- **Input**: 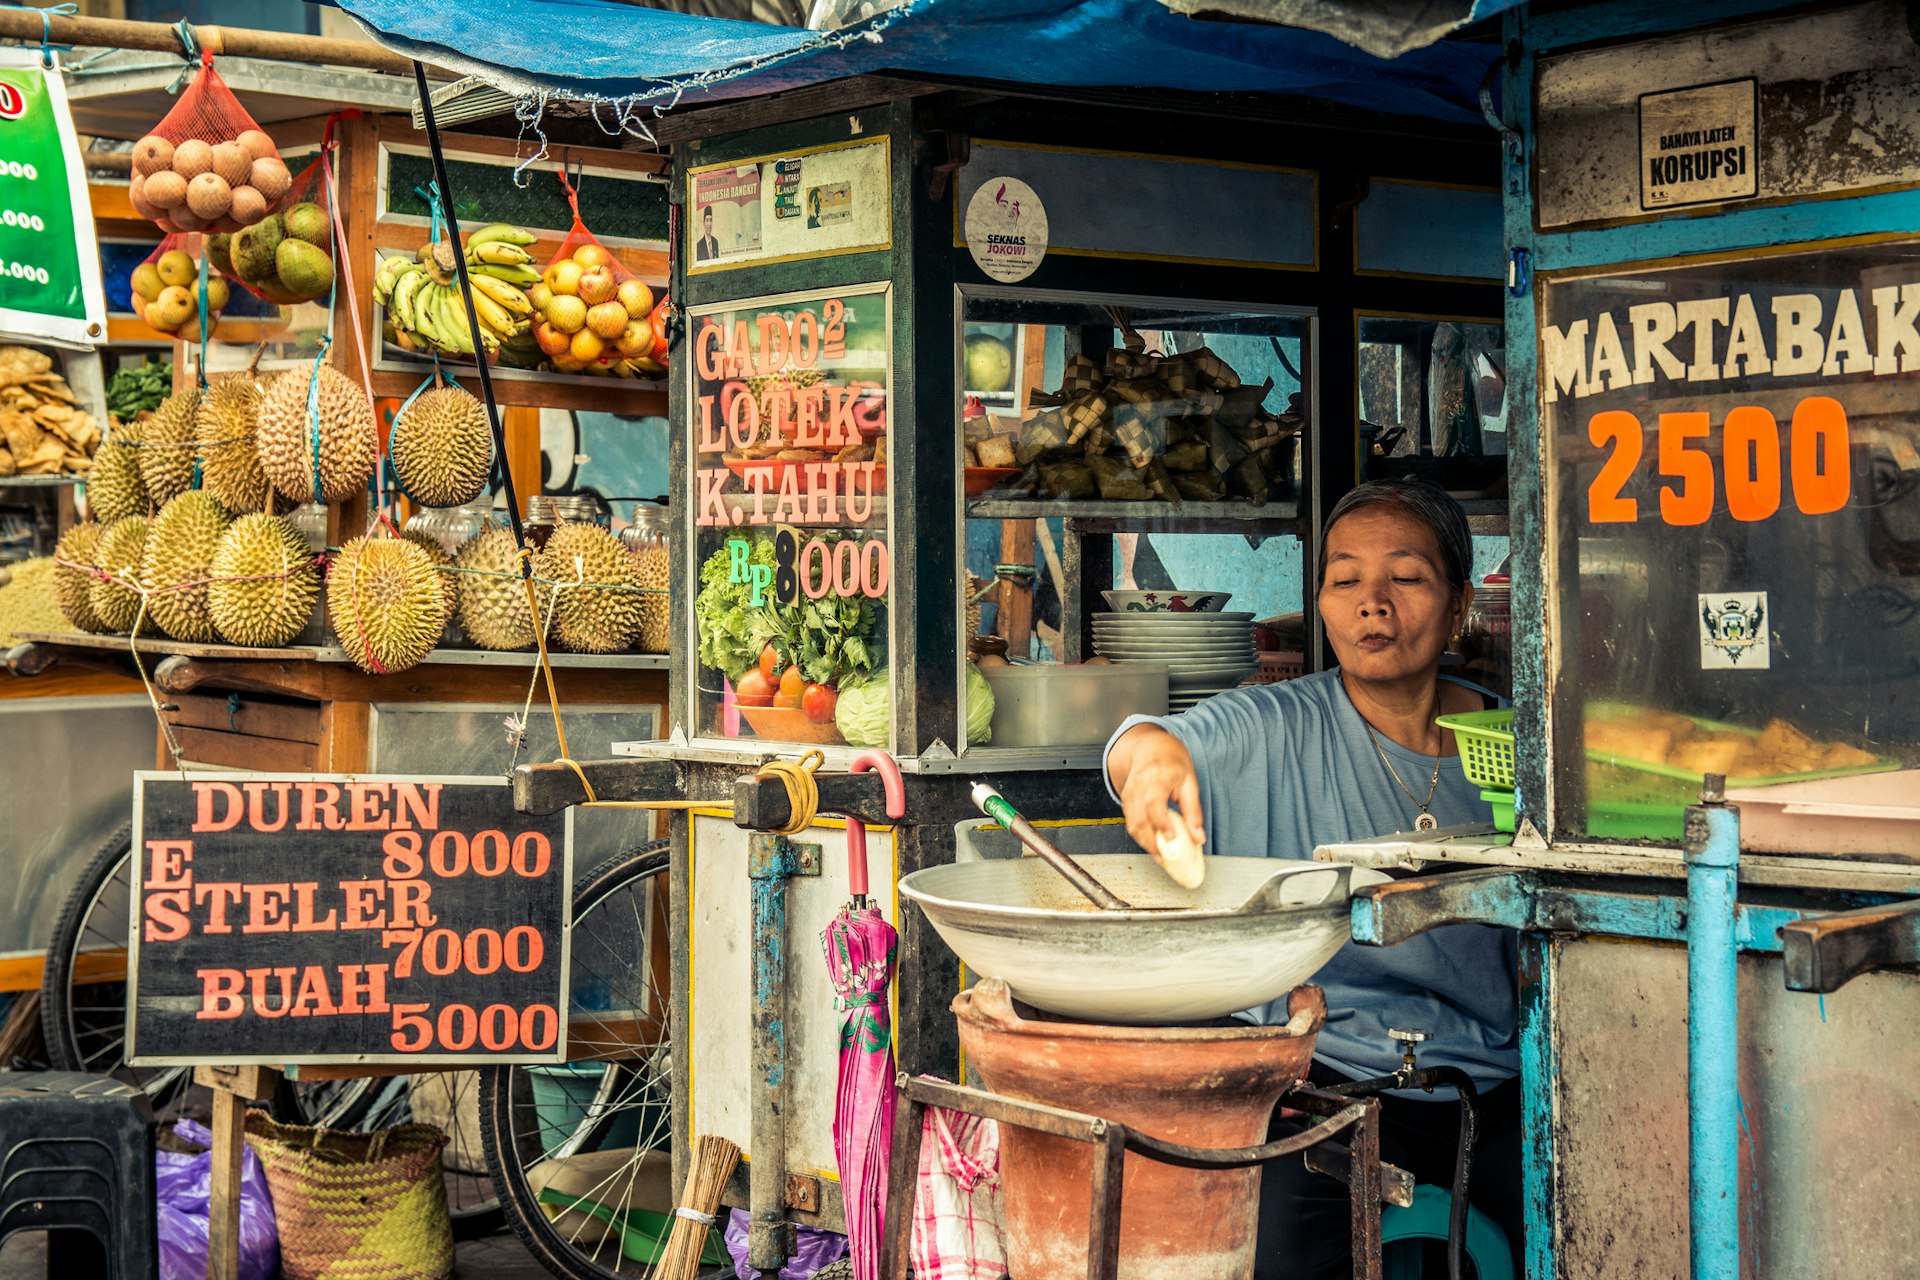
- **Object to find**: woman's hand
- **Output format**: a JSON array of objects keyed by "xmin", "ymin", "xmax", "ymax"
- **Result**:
[{"xmin": 1107, "ymin": 724, "xmax": 1206, "ymax": 862}]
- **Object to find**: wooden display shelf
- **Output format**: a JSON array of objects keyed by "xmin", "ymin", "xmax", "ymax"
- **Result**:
[
  {"xmin": 969, "ymin": 496, "xmax": 1304, "ymax": 529},
  {"xmin": 11, "ymin": 631, "xmax": 668, "ymax": 669}
]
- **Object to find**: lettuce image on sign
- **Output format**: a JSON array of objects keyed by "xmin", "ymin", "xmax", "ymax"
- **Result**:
[{"xmin": 966, "ymin": 177, "xmax": 1048, "ymax": 283}]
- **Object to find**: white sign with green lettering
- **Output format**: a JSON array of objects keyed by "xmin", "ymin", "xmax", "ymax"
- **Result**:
[{"xmin": 0, "ymin": 50, "xmax": 106, "ymax": 349}]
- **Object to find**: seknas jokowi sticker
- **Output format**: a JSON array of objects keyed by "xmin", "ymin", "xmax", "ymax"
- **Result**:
[{"xmin": 967, "ymin": 176, "xmax": 1048, "ymax": 283}]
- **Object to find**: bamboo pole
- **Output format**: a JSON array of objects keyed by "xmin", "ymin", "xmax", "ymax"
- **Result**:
[{"xmin": 0, "ymin": 10, "xmax": 451, "ymax": 78}]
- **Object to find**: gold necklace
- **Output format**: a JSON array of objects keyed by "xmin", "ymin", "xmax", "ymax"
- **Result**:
[{"xmin": 1364, "ymin": 722, "xmax": 1442, "ymax": 831}]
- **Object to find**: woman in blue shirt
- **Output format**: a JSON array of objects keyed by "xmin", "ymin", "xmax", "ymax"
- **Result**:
[{"xmin": 1105, "ymin": 479, "xmax": 1521, "ymax": 1278}]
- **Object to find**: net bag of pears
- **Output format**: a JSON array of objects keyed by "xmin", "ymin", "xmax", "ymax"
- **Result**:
[
  {"xmin": 527, "ymin": 172, "xmax": 665, "ymax": 378},
  {"xmin": 208, "ymin": 155, "xmax": 336, "ymax": 307},
  {"xmin": 128, "ymin": 234, "xmax": 228, "ymax": 342},
  {"xmin": 128, "ymin": 51, "xmax": 288, "ymax": 237}
]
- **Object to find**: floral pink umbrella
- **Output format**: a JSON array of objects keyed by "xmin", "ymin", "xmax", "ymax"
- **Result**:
[{"xmin": 823, "ymin": 750, "xmax": 905, "ymax": 1280}]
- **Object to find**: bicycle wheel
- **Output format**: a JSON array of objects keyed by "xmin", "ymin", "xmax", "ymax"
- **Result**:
[
  {"xmin": 480, "ymin": 842, "xmax": 729, "ymax": 1279},
  {"xmin": 39, "ymin": 823, "xmax": 193, "ymax": 1120},
  {"xmin": 41, "ymin": 824, "xmax": 503, "ymax": 1238}
]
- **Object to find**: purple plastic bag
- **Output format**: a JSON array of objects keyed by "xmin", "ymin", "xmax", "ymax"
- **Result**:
[
  {"xmin": 155, "ymin": 1117, "xmax": 279, "ymax": 1280},
  {"xmin": 726, "ymin": 1207, "xmax": 848, "ymax": 1279}
]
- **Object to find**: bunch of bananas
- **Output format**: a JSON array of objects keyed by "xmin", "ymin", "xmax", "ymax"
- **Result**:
[{"xmin": 374, "ymin": 223, "xmax": 540, "ymax": 360}]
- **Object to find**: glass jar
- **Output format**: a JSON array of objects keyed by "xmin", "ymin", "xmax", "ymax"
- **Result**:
[
  {"xmin": 553, "ymin": 494, "xmax": 607, "ymax": 527},
  {"xmin": 1460, "ymin": 572, "xmax": 1512, "ymax": 699},
  {"xmin": 290, "ymin": 504, "xmax": 330, "ymax": 646},
  {"xmin": 524, "ymin": 495, "xmax": 559, "ymax": 549},
  {"xmin": 623, "ymin": 502, "xmax": 671, "ymax": 654}
]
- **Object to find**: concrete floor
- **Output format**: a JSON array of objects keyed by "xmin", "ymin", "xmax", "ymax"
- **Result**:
[{"xmin": 0, "ymin": 1223, "xmax": 561, "ymax": 1279}]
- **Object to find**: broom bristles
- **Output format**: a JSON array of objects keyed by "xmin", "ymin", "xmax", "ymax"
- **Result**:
[{"xmin": 655, "ymin": 1133, "xmax": 742, "ymax": 1280}]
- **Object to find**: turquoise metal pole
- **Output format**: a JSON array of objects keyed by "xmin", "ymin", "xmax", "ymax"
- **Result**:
[{"xmin": 1684, "ymin": 777, "xmax": 1740, "ymax": 1280}]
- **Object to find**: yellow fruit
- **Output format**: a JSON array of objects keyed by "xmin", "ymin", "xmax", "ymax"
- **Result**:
[
  {"xmin": 576, "ymin": 265, "xmax": 617, "ymax": 306},
  {"xmin": 157, "ymin": 250, "xmax": 196, "ymax": 287},
  {"xmin": 569, "ymin": 329, "xmax": 605, "ymax": 362},
  {"xmin": 551, "ymin": 355, "xmax": 586, "ymax": 373},
  {"xmin": 201, "ymin": 276, "xmax": 230, "ymax": 312},
  {"xmin": 587, "ymin": 300, "xmax": 629, "ymax": 341},
  {"xmin": 614, "ymin": 319, "xmax": 653, "ymax": 356},
  {"xmin": 526, "ymin": 282, "xmax": 553, "ymax": 311},
  {"xmin": 547, "ymin": 260, "xmax": 583, "ymax": 296},
  {"xmin": 617, "ymin": 278, "xmax": 654, "ymax": 318},
  {"xmin": 534, "ymin": 322, "xmax": 572, "ymax": 358},
  {"xmin": 130, "ymin": 263, "xmax": 163, "ymax": 303},
  {"xmin": 152, "ymin": 286, "xmax": 194, "ymax": 332},
  {"xmin": 572, "ymin": 244, "xmax": 611, "ymax": 270},
  {"xmin": 545, "ymin": 294, "xmax": 587, "ymax": 334}
]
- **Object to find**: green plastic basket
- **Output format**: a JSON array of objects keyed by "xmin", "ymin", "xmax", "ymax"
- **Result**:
[{"xmin": 1447, "ymin": 706, "xmax": 1900, "ymax": 842}]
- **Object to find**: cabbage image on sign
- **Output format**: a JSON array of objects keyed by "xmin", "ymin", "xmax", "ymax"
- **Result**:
[{"xmin": 127, "ymin": 772, "xmax": 572, "ymax": 1066}]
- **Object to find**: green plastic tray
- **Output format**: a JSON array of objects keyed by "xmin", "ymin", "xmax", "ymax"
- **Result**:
[{"xmin": 1446, "ymin": 705, "xmax": 1900, "ymax": 841}]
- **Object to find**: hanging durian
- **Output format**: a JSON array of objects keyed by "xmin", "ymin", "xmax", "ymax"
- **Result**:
[
  {"xmin": 208, "ymin": 514, "xmax": 320, "ymax": 648},
  {"xmin": 534, "ymin": 522, "xmax": 643, "ymax": 654},
  {"xmin": 256, "ymin": 363, "xmax": 377, "ymax": 505},
  {"xmin": 52, "ymin": 522, "xmax": 109, "ymax": 633},
  {"xmin": 87, "ymin": 424, "xmax": 150, "ymax": 524},
  {"xmin": 389, "ymin": 383, "xmax": 492, "ymax": 508},
  {"xmin": 400, "ymin": 531, "xmax": 460, "ymax": 633},
  {"xmin": 456, "ymin": 526, "xmax": 541, "ymax": 651},
  {"xmin": 141, "ymin": 490, "xmax": 232, "ymax": 643},
  {"xmin": 326, "ymin": 535, "xmax": 447, "ymax": 674},
  {"xmin": 196, "ymin": 369, "xmax": 273, "ymax": 515},
  {"xmin": 137, "ymin": 390, "xmax": 202, "ymax": 508},
  {"xmin": 90, "ymin": 517, "xmax": 152, "ymax": 633}
]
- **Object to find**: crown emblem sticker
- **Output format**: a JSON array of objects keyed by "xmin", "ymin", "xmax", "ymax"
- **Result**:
[{"xmin": 1699, "ymin": 592, "xmax": 1769, "ymax": 669}]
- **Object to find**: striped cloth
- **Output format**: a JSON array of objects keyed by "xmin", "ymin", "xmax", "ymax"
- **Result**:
[{"xmin": 910, "ymin": 1105, "xmax": 1006, "ymax": 1280}]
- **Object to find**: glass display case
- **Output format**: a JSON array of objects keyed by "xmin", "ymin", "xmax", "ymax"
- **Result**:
[
  {"xmin": 1540, "ymin": 239, "xmax": 1920, "ymax": 841},
  {"xmin": 956, "ymin": 286, "xmax": 1315, "ymax": 755},
  {"xmin": 686, "ymin": 283, "xmax": 892, "ymax": 750}
]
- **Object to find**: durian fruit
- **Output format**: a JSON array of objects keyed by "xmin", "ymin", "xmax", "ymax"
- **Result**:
[
  {"xmin": 208, "ymin": 514, "xmax": 321, "ymax": 648},
  {"xmin": 456, "ymin": 526, "xmax": 541, "ymax": 651},
  {"xmin": 88, "ymin": 425, "xmax": 150, "ymax": 523},
  {"xmin": 534, "ymin": 522, "xmax": 643, "ymax": 654},
  {"xmin": 400, "ymin": 531, "xmax": 459, "ymax": 633},
  {"xmin": 326, "ymin": 535, "xmax": 447, "ymax": 674},
  {"xmin": 90, "ymin": 517, "xmax": 152, "ymax": 633},
  {"xmin": 196, "ymin": 373, "xmax": 273, "ymax": 514},
  {"xmin": 256, "ymin": 364, "xmax": 377, "ymax": 504},
  {"xmin": 137, "ymin": 390, "xmax": 202, "ymax": 508},
  {"xmin": 51, "ymin": 522, "xmax": 109, "ymax": 633},
  {"xmin": 141, "ymin": 490, "xmax": 232, "ymax": 643},
  {"xmin": 389, "ymin": 384, "xmax": 492, "ymax": 508}
]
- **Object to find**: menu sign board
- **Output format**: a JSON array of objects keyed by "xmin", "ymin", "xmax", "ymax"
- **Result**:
[
  {"xmin": 128, "ymin": 773, "xmax": 571, "ymax": 1066},
  {"xmin": 0, "ymin": 49, "xmax": 106, "ymax": 348}
]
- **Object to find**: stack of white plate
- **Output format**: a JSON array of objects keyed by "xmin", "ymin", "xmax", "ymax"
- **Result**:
[{"xmin": 1092, "ymin": 611, "xmax": 1258, "ymax": 711}]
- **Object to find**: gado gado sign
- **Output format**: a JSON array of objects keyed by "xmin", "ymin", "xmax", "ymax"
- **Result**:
[{"xmin": 1640, "ymin": 80, "xmax": 1757, "ymax": 210}]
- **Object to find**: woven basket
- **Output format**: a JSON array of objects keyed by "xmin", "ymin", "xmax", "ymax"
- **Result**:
[{"xmin": 244, "ymin": 1114, "xmax": 454, "ymax": 1280}]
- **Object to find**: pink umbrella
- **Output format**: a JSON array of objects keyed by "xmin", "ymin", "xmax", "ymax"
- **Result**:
[{"xmin": 824, "ymin": 750, "xmax": 905, "ymax": 1280}]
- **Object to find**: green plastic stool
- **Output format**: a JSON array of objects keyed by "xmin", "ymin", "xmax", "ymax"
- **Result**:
[{"xmin": 1381, "ymin": 1184, "xmax": 1514, "ymax": 1280}]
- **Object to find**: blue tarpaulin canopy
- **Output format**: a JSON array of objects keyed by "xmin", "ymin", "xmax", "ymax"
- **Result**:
[{"xmin": 334, "ymin": 0, "xmax": 1519, "ymax": 126}]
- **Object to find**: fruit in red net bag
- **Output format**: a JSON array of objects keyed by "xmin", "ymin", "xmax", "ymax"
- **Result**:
[
  {"xmin": 529, "ymin": 229, "xmax": 665, "ymax": 378},
  {"xmin": 375, "ymin": 224, "xmax": 539, "ymax": 361},
  {"xmin": 217, "ymin": 175, "xmax": 334, "ymax": 307},
  {"xmin": 133, "ymin": 54, "xmax": 283, "ymax": 235},
  {"xmin": 130, "ymin": 241, "xmax": 227, "ymax": 340}
]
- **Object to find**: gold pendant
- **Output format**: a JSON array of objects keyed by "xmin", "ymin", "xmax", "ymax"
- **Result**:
[{"xmin": 1415, "ymin": 813, "xmax": 1438, "ymax": 831}]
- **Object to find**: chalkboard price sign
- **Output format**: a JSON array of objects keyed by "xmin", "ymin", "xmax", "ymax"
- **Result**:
[{"xmin": 128, "ymin": 773, "xmax": 572, "ymax": 1066}]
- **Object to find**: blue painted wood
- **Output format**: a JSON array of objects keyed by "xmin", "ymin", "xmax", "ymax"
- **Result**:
[
  {"xmin": 1529, "ymin": 188, "xmax": 1920, "ymax": 272},
  {"xmin": 1518, "ymin": 932, "xmax": 1557, "ymax": 1280}
]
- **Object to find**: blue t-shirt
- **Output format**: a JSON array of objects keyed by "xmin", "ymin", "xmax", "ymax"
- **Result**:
[{"xmin": 1103, "ymin": 670, "xmax": 1519, "ymax": 1090}]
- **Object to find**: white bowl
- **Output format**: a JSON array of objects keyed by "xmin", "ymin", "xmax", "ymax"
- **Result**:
[
  {"xmin": 901, "ymin": 854, "xmax": 1386, "ymax": 1024},
  {"xmin": 1101, "ymin": 590, "xmax": 1233, "ymax": 614}
]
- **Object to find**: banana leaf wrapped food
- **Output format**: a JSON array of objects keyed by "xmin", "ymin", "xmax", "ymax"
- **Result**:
[{"xmin": 1088, "ymin": 453, "xmax": 1152, "ymax": 501}]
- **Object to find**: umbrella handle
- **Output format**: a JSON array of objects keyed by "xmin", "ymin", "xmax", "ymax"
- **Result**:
[{"xmin": 846, "ymin": 751, "xmax": 904, "ymax": 898}]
